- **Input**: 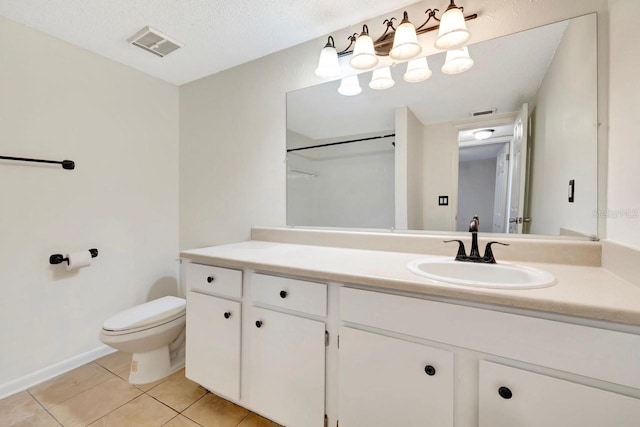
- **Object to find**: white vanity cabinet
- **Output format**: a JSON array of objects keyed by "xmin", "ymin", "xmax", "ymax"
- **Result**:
[
  {"xmin": 338, "ymin": 326, "xmax": 454, "ymax": 427},
  {"xmin": 479, "ymin": 361, "xmax": 640, "ymax": 427},
  {"xmin": 248, "ymin": 273, "xmax": 328, "ymax": 427},
  {"xmin": 339, "ymin": 286, "xmax": 640, "ymax": 427},
  {"xmin": 185, "ymin": 263, "xmax": 243, "ymax": 401},
  {"xmin": 183, "ymin": 256, "xmax": 640, "ymax": 427}
]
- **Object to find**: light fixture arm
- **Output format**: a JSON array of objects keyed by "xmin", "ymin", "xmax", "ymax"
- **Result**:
[
  {"xmin": 333, "ymin": 8, "xmax": 477, "ymax": 58},
  {"xmin": 336, "ymin": 33, "xmax": 358, "ymax": 56}
]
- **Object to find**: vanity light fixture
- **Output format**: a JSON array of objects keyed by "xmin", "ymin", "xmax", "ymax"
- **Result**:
[
  {"xmin": 441, "ymin": 46, "xmax": 474, "ymax": 74},
  {"xmin": 338, "ymin": 75, "xmax": 362, "ymax": 96},
  {"xmin": 315, "ymin": 3, "xmax": 477, "ymax": 76},
  {"xmin": 315, "ymin": 36, "xmax": 341, "ymax": 78},
  {"xmin": 435, "ymin": 0, "xmax": 472, "ymax": 49},
  {"xmin": 369, "ymin": 67, "xmax": 395, "ymax": 90},
  {"xmin": 350, "ymin": 25, "xmax": 379, "ymax": 70},
  {"xmin": 403, "ymin": 57, "xmax": 433, "ymax": 82},
  {"xmin": 473, "ymin": 129, "xmax": 495, "ymax": 140},
  {"xmin": 389, "ymin": 12, "xmax": 422, "ymax": 61}
]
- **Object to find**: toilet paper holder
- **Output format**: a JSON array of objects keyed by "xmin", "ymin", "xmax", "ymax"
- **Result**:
[{"xmin": 50, "ymin": 249, "xmax": 98, "ymax": 265}]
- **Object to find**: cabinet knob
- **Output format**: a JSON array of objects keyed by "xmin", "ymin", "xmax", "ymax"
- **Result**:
[
  {"xmin": 224, "ymin": 312, "xmax": 231, "ymax": 319},
  {"xmin": 498, "ymin": 386, "xmax": 513, "ymax": 400},
  {"xmin": 207, "ymin": 276, "xmax": 215, "ymax": 283},
  {"xmin": 424, "ymin": 365, "xmax": 436, "ymax": 376},
  {"xmin": 280, "ymin": 290, "xmax": 288, "ymax": 299},
  {"xmin": 255, "ymin": 320, "xmax": 263, "ymax": 328}
]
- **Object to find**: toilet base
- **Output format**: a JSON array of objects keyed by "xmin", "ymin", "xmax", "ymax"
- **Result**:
[{"xmin": 128, "ymin": 346, "xmax": 184, "ymax": 384}]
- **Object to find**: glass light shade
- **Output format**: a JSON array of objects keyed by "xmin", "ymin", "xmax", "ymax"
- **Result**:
[
  {"xmin": 441, "ymin": 46, "xmax": 474, "ymax": 74},
  {"xmin": 473, "ymin": 129, "xmax": 495, "ymax": 140},
  {"xmin": 338, "ymin": 75, "xmax": 362, "ymax": 96},
  {"xmin": 350, "ymin": 33, "xmax": 378, "ymax": 70},
  {"xmin": 403, "ymin": 57, "xmax": 432, "ymax": 83},
  {"xmin": 315, "ymin": 45, "xmax": 341, "ymax": 78},
  {"xmin": 389, "ymin": 19, "xmax": 422, "ymax": 61},
  {"xmin": 369, "ymin": 67, "xmax": 395, "ymax": 90},
  {"xmin": 435, "ymin": 5, "xmax": 471, "ymax": 49}
]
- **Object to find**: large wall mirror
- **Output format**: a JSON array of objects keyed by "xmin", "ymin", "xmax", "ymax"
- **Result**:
[{"xmin": 286, "ymin": 14, "xmax": 598, "ymax": 239}]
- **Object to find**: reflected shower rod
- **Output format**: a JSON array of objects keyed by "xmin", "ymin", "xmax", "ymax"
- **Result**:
[{"xmin": 286, "ymin": 133, "xmax": 396, "ymax": 153}]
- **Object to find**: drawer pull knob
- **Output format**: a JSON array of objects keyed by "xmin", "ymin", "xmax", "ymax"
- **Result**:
[
  {"xmin": 280, "ymin": 290, "xmax": 288, "ymax": 299},
  {"xmin": 224, "ymin": 312, "xmax": 231, "ymax": 319},
  {"xmin": 207, "ymin": 276, "xmax": 215, "ymax": 283},
  {"xmin": 424, "ymin": 365, "xmax": 436, "ymax": 376},
  {"xmin": 498, "ymin": 386, "xmax": 512, "ymax": 400},
  {"xmin": 255, "ymin": 320, "xmax": 263, "ymax": 328}
]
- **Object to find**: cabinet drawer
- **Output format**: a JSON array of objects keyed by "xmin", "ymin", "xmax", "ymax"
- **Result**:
[
  {"xmin": 479, "ymin": 361, "xmax": 640, "ymax": 427},
  {"xmin": 340, "ymin": 287, "xmax": 640, "ymax": 389},
  {"xmin": 186, "ymin": 263, "xmax": 242, "ymax": 298},
  {"xmin": 252, "ymin": 274, "xmax": 327, "ymax": 317}
]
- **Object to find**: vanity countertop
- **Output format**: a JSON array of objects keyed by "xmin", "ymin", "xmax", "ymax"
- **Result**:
[{"xmin": 181, "ymin": 240, "xmax": 640, "ymax": 326}]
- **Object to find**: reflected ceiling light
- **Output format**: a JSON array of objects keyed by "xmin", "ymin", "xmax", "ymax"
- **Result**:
[
  {"xmin": 473, "ymin": 129, "xmax": 495, "ymax": 140},
  {"xmin": 403, "ymin": 57, "xmax": 432, "ymax": 83},
  {"xmin": 435, "ymin": 0, "xmax": 472, "ymax": 50},
  {"xmin": 350, "ymin": 25, "xmax": 378, "ymax": 70},
  {"xmin": 369, "ymin": 67, "xmax": 395, "ymax": 90},
  {"xmin": 389, "ymin": 12, "xmax": 422, "ymax": 61},
  {"xmin": 315, "ymin": 7, "xmax": 478, "ymax": 79},
  {"xmin": 338, "ymin": 75, "xmax": 362, "ymax": 96},
  {"xmin": 441, "ymin": 46, "xmax": 474, "ymax": 74},
  {"xmin": 315, "ymin": 36, "xmax": 341, "ymax": 78}
]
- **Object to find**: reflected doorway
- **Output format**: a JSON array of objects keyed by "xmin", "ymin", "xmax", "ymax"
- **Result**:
[{"xmin": 456, "ymin": 123, "xmax": 514, "ymax": 233}]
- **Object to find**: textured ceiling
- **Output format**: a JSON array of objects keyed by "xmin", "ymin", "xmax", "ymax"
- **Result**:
[{"xmin": 0, "ymin": 0, "xmax": 418, "ymax": 85}]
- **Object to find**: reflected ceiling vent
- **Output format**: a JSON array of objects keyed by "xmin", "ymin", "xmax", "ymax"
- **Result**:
[
  {"xmin": 470, "ymin": 108, "xmax": 497, "ymax": 117},
  {"xmin": 127, "ymin": 26, "xmax": 182, "ymax": 58}
]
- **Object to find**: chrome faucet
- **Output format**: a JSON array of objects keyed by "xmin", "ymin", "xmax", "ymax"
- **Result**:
[{"xmin": 444, "ymin": 215, "xmax": 509, "ymax": 264}]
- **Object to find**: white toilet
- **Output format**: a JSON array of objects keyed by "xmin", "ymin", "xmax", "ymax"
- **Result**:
[{"xmin": 99, "ymin": 296, "xmax": 186, "ymax": 384}]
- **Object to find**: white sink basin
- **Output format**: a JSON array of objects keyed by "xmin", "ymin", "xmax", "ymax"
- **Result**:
[{"xmin": 407, "ymin": 257, "xmax": 556, "ymax": 289}]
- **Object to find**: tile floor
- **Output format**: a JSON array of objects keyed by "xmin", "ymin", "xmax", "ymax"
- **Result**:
[{"xmin": 0, "ymin": 352, "xmax": 280, "ymax": 427}]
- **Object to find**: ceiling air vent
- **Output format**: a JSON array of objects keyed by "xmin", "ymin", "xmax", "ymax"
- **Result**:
[
  {"xmin": 470, "ymin": 108, "xmax": 497, "ymax": 117},
  {"xmin": 127, "ymin": 26, "xmax": 181, "ymax": 58}
]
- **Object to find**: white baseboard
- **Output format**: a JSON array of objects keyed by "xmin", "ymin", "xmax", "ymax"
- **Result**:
[{"xmin": 0, "ymin": 345, "xmax": 115, "ymax": 400}]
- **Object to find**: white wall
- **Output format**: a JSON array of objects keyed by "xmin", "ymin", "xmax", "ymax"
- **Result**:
[
  {"xmin": 287, "ymin": 151, "xmax": 395, "ymax": 228},
  {"xmin": 395, "ymin": 107, "xmax": 424, "ymax": 230},
  {"xmin": 179, "ymin": 0, "xmax": 608, "ymax": 249},
  {"xmin": 528, "ymin": 15, "xmax": 598, "ymax": 237},
  {"xmin": 457, "ymin": 158, "xmax": 497, "ymax": 232},
  {"xmin": 423, "ymin": 122, "xmax": 459, "ymax": 231},
  {"xmin": 0, "ymin": 17, "xmax": 179, "ymax": 390},
  {"xmin": 607, "ymin": 0, "xmax": 640, "ymax": 248}
]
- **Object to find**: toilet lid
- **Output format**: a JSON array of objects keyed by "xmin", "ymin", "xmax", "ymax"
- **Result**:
[{"xmin": 103, "ymin": 296, "xmax": 186, "ymax": 332}]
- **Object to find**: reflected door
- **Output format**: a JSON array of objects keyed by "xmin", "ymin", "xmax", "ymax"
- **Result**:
[
  {"xmin": 508, "ymin": 103, "xmax": 529, "ymax": 233},
  {"xmin": 493, "ymin": 144, "xmax": 510, "ymax": 232}
]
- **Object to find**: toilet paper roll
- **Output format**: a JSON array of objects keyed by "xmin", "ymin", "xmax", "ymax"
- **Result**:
[{"xmin": 65, "ymin": 250, "xmax": 92, "ymax": 270}]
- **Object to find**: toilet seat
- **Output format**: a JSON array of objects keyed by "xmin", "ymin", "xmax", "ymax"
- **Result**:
[{"xmin": 102, "ymin": 296, "xmax": 186, "ymax": 334}]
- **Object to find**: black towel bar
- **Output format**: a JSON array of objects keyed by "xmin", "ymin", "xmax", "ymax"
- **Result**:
[{"xmin": 0, "ymin": 155, "xmax": 75, "ymax": 170}]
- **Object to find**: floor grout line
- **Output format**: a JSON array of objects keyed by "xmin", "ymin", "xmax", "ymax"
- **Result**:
[
  {"xmin": 84, "ymin": 388, "xmax": 145, "ymax": 426},
  {"xmin": 25, "ymin": 389, "xmax": 63, "ymax": 426},
  {"xmin": 235, "ymin": 411, "xmax": 251, "ymax": 426},
  {"xmin": 143, "ymin": 391, "xmax": 182, "ymax": 415}
]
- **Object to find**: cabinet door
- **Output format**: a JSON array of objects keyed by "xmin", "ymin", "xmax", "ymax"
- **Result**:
[
  {"xmin": 339, "ymin": 327, "xmax": 454, "ymax": 427},
  {"xmin": 186, "ymin": 291, "xmax": 241, "ymax": 401},
  {"xmin": 249, "ymin": 307, "xmax": 326, "ymax": 427},
  {"xmin": 479, "ymin": 361, "xmax": 640, "ymax": 427}
]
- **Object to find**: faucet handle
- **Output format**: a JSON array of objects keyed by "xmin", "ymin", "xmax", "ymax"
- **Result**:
[
  {"xmin": 444, "ymin": 239, "xmax": 467, "ymax": 261},
  {"xmin": 483, "ymin": 241, "xmax": 510, "ymax": 264}
]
